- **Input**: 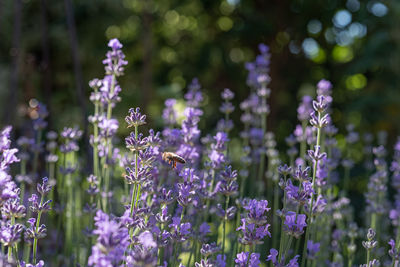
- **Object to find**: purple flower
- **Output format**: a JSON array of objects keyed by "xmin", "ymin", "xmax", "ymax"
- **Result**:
[
  {"xmin": 243, "ymin": 199, "xmax": 271, "ymax": 225},
  {"xmin": 235, "ymin": 251, "xmax": 249, "ymax": 267},
  {"xmin": 234, "ymin": 252, "xmax": 260, "ymax": 267},
  {"xmin": 88, "ymin": 210, "xmax": 129, "ymax": 266},
  {"xmin": 60, "ymin": 126, "xmax": 82, "ymax": 153},
  {"xmin": 28, "ymin": 194, "xmax": 51, "ymax": 213},
  {"xmin": 221, "ymin": 88, "xmax": 234, "ymax": 101},
  {"xmin": 125, "ymin": 107, "xmax": 146, "ymax": 128},
  {"xmin": 24, "ymin": 218, "xmax": 46, "ymax": 243},
  {"xmin": 388, "ymin": 239, "xmax": 399, "ymax": 261},
  {"xmin": 138, "ymin": 231, "xmax": 157, "ymax": 248},
  {"xmin": 176, "ymin": 180, "xmax": 195, "ymax": 207},
  {"xmin": 199, "ymin": 222, "xmax": 211, "ymax": 237},
  {"xmin": 307, "ymin": 240, "xmax": 320, "ymax": 259},
  {"xmin": 297, "ymin": 95, "xmax": 313, "ymax": 121},
  {"xmin": 308, "ymin": 146, "xmax": 327, "ymax": 162},
  {"xmin": 216, "ymin": 254, "xmax": 227, "ymax": 267},
  {"xmin": 267, "ymin": 248, "xmax": 300, "ymax": 267},
  {"xmin": 292, "ymin": 165, "xmax": 310, "ymax": 182},
  {"xmin": 0, "ymin": 171, "xmax": 17, "ymax": 205},
  {"xmin": 162, "ymin": 98, "xmax": 177, "ymax": 126},
  {"xmin": 236, "ymin": 219, "xmax": 271, "ymax": 245},
  {"xmin": 312, "ymin": 95, "xmax": 327, "ymax": 113},
  {"xmin": 37, "ymin": 177, "xmax": 52, "ymax": 196},
  {"xmin": 220, "ymin": 102, "xmax": 235, "ymax": 115},
  {"xmin": 125, "ymin": 133, "xmax": 148, "ymax": 152},
  {"xmin": 200, "ymin": 243, "xmax": 220, "ymax": 257},
  {"xmin": 0, "ymin": 149, "xmax": 19, "ymax": 171},
  {"xmin": 103, "ymin": 38, "xmax": 128, "ymax": 76},
  {"xmin": 309, "ymin": 111, "xmax": 330, "ymax": 129},
  {"xmin": 98, "ymin": 118, "xmax": 119, "ymax": 137},
  {"xmin": 0, "ymin": 223, "xmax": 24, "ymax": 246},
  {"xmin": 305, "ymin": 195, "xmax": 327, "ymax": 214},
  {"xmin": 283, "ymin": 211, "xmax": 307, "ymax": 238},
  {"xmin": 168, "ymin": 217, "xmax": 191, "ymax": 242},
  {"xmin": 2, "ymin": 197, "xmax": 26, "ymax": 219},
  {"xmin": 185, "ymin": 78, "xmax": 203, "ymax": 108},
  {"xmin": 285, "ymin": 180, "xmax": 314, "ymax": 205},
  {"xmin": 21, "ymin": 260, "xmax": 45, "ymax": 267},
  {"xmin": 125, "ymin": 247, "xmax": 158, "ymax": 266},
  {"xmin": 246, "ymin": 44, "xmax": 271, "ymax": 89},
  {"xmin": 316, "ymin": 79, "xmax": 333, "ymax": 104},
  {"xmin": 124, "ymin": 165, "xmax": 151, "ymax": 185}
]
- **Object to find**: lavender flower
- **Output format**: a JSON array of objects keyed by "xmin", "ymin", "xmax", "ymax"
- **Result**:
[
  {"xmin": 103, "ymin": 38, "xmax": 128, "ymax": 76},
  {"xmin": 266, "ymin": 248, "xmax": 300, "ymax": 267},
  {"xmin": 125, "ymin": 107, "xmax": 146, "ymax": 128},
  {"xmin": 283, "ymin": 211, "xmax": 307, "ymax": 238},
  {"xmin": 307, "ymin": 240, "xmax": 320, "ymax": 259},
  {"xmin": 235, "ymin": 252, "xmax": 261, "ymax": 267},
  {"xmin": 88, "ymin": 210, "xmax": 129, "ymax": 266}
]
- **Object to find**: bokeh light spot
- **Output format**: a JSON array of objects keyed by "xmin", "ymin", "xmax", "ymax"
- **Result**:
[
  {"xmin": 307, "ymin": 20, "xmax": 322, "ymax": 35},
  {"xmin": 370, "ymin": 2, "xmax": 388, "ymax": 17},
  {"xmin": 105, "ymin": 25, "xmax": 121, "ymax": 39},
  {"xmin": 230, "ymin": 48, "xmax": 244, "ymax": 63},
  {"xmin": 217, "ymin": 16, "xmax": 233, "ymax": 31},
  {"xmin": 346, "ymin": 74, "xmax": 367, "ymax": 90},
  {"xmin": 333, "ymin": 10, "xmax": 352, "ymax": 28},
  {"xmin": 302, "ymin": 38, "xmax": 319, "ymax": 58},
  {"xmin": 332, "ymin": 45, "xmax": 353, "ymax": 63}
]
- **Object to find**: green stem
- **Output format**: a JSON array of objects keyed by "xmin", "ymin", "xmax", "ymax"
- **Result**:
[
  {"xmin": 8, "ymin": 216, "xmax": 15, "ymax": 262},
  {"xmin": 283, "ymin": 236, "xmax": 293, "ymax": 263},
  {"xmin": 33, "ymin": 195, "xmax": 44, "ymax": 264},
  {"xmin": 278, "ymin": 174, "xmax": 288, "ymax": 262},
  {"xmin": 128, "ymin": 126, "xmax": 140, "ymax": 252},
  {"xmin": 257, "ymin": 96, "xmax": 267, "ymax": 196},
  {"xmin": 103, "ymin": 74, "xmax": 116, "ymax": 213},
  {"xmin": 19, "ymin": 159, "xmax": 26, "ymax": 203},
  {"xmin": 301, "ymin": 112, "xmax": 322, "ymax": 267},
  {"xmin": 272, "ymin": 183, "xmax": 280, "ymax": 250},
  {"xmin": 222, "ymin": 196, "xmax": 230, "ymax": 255},
  {"xmin": 300, "ymin": 120, "xmax": 307, "ymax": 162}
]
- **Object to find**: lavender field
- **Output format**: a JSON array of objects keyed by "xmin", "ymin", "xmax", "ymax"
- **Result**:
[{"xmin": 0, "ymin": 37, "xmax": 399, "ymax": 267}]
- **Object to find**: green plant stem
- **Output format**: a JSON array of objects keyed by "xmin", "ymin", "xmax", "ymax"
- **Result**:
[
  {"xmin": 92, "ymin": 98, "xmax": 101, "ymax": 211},
  {"xmin": 272, "ymin": 183, "xmax": 280, "ymax": 250},
  {"xmin": 278, "ymin": 174, "xmax": 288, "ymax": 263},
  {"xmin": 222, "ymin": 196, "xmax": 230, "ymax": 255},
  {"xmin": 33, "ymin": 195, "xmax": 44, "ymax": 264},
  {"xmin": 204, "ymin": 170, "xmax": 216, "ymax": 222},
  {"xmin": 257, "ymin": 95, "xmax": 267, "ymax": 196},
  {"xmin": 19, "ymin": 159, "xmax": 26, "ymax": 203},
  {"xmin": 300, "ymin": 120, "xmax": 307, "ymax": 163},
  {"xmin": 128, "ymin": 126, "xmax": 139, "ymax": 251},
  {"xmin": 103, "ymin": 74, "xmax": 116, "ymax": 213},
  {"xmin": 187, "ymin": 240, "xmax": 196, "ymax": 266},
  {"xmin": 301, "ymin": 112, "xmax": 322, "ymax": 267},
  {"xmin": 8, "ymin": 216, "xmax": 15, "ymax": 262},
  {"xmin": 283, "ymin": 236, "xmax": 293, "ymax": 262},
  {"xmin": 133, "ymin": 127, "xmax": 142, "ymax": 210}
]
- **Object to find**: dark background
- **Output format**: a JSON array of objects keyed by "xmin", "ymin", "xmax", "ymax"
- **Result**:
[{"xmin": 0, "ymin": 0, "xmax": 399, "ymax": 147}]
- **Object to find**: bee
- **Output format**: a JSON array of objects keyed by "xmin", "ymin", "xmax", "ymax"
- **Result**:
[{"xmin": 162, "ymin": 152, "xmax": 186, "ymax": 169}]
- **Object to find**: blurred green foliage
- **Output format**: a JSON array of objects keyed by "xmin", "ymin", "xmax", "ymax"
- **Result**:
[{"xmin": 0, "ymin": 0, "xmax": 399, "ymax": 145}]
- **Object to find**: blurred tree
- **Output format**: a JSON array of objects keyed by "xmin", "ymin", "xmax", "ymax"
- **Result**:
[{"xmin": 0, "ymin": 0, "xmax": 398, "ymax": 146}]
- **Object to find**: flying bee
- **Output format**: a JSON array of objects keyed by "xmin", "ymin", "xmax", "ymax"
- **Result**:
[{"xmin": 162, "ymin": 152, "xmax": 186, "ymax": 169}]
